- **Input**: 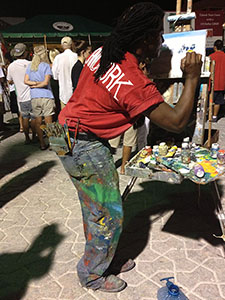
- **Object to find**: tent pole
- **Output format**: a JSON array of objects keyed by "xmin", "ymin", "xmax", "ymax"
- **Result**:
[
  {"xmin": 88, "ymin": 34, "xmax": 91, "ymax": 46},
  {"xmin": 44, "ymin": 34, "xmax": 47, "ymax": 50}
]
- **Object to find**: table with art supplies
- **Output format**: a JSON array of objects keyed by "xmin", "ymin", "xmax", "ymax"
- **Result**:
[{"xmin": 123, "ymin": 140, "xmax": 225, "ymax": 241}]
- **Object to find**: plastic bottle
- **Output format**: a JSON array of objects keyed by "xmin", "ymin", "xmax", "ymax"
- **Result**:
[
  {"xmin": 153, "ymin": 145, "xmax": 159, "ymax": 156},
  {"xmin": 217, "ymin": 149, "xmax": 225, "ymax": 165},
  {"xmin": 183, "ymin": 137, "xmax": 190, "ymax": 145},
  {"xmin": 157, "ymin": 277, "xmax": 188, "ymax": 300},
  {"xmin": 159, "ymin": 142, "xmax": 168, "ymax": 156},
  {"xmin": 210, "ymin": 143, "xmax": 219, "ymax": 159},
  {"xmin": 181, "ymin": 142, "xmax": 191, "ymax": 164}
]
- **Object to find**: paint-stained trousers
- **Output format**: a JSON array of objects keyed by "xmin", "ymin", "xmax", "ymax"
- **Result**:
[{"xmin": 60, "ymin": 138, "xmax": 123, "ymax": 289}]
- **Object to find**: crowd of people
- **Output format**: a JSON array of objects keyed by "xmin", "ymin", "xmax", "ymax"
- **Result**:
[{"xmin": 0, "ymin": 36, "xmax": 92, "ymax": 150}]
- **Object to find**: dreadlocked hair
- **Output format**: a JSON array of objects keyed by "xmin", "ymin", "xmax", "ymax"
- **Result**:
[{"xmin": 94, "ymin": 2, "xmax": 164, "ymax": 82}]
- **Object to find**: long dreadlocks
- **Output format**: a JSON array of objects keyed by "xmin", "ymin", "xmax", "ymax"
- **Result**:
[{"xmin": 94, "ymin": 2, "xmax": 164, "ymax": 81}]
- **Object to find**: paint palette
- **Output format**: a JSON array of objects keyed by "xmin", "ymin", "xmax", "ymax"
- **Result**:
[
  {"xmin": 125, "ymin": 147, "xmax": 183, "ymax": 184},
  {"xmin": 125, "ymin": 146, "xmax": 225, "ymax": 185},
  {"xmin": 158, "ymin": 148, "xmax": 225, "ymax": 184}
]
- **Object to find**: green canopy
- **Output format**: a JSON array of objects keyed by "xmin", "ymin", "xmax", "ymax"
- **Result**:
[{"xmin": 1, "ymin": 14, "xmax": 112, "ymax": 38}]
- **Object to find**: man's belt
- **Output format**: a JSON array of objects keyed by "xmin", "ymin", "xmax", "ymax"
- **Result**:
[{"xmin": 69, "ymin": 130, "xmax": 103, "ymax": 142}]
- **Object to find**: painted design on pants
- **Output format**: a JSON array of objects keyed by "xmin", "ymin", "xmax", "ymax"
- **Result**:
[{"xmin": 60, "ymin": 139, "xmax": 123, "ymax": 289}]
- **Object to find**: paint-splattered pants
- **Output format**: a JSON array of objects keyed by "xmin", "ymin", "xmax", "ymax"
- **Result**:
[{"xmin": 60, "ymin": 138, "xmax": 123, "ymax": 289}]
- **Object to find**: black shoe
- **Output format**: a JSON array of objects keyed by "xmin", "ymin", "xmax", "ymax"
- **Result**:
[{"xmin": 40, "ymin": 144, "xmax": 49, "ymax": 150}]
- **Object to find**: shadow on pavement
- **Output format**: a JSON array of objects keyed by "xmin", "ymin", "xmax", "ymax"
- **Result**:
[
  {"xmin": 0, "ymin": 141, "xmax": 41, "ymax": 181},
  {"xmin": 0, "ymin": 161, "xmax": 56, "ymax": 208},
  {"xmin": 115, "ymin": 179, "xmax": 224, "ymax": 261},
  {"xmin": 0, "ymin": 128, "xmax": 18, "ymax": 143},
  {"xmin": 0, "ymin": 224, "xmax": 65, "ymax": 300},
  {"xmin": 0, "ymin": 117, "xmax": 21, "ymax": 143}
]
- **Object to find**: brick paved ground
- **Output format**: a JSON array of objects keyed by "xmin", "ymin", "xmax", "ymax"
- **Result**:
[{"xmin": 1, "ymin": 113, "xmax": 225, "ymax": 300}]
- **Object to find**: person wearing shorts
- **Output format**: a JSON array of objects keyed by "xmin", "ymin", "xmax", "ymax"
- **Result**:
[
  {"xmin": 18, "ymin": 100, "xmax": 36, "ymax": 142},
  {"xmin": 24, "ymin": 45, "xmax": 55, "ymax": 150},
  {"xmin": 19, "ymin": 100, "xmax": 35, "ymax": 120},
  {"xmin": 209, "ymin": 39, "xmax": 225, "ymax": 122},
  {"xmin": 109, "ymin": 125, "xmax": 137, "ymax": 174},
  {"xmin": 7, "ymin": 43, "xmax": 36, "ymax": 143}
]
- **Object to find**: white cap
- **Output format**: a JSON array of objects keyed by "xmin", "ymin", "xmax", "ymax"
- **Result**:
[{"xmin": 61, "ymin": 36, "xmax": 72, "ymax": 46}]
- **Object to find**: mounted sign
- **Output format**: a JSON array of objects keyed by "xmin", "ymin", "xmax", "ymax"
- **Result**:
[
  {"xmin": 195, "ymin": 10, "xmax": 224, "ymax": 37},
  {"xmin": 53, "ymin": 22, "xmax": 74, "ymax": 32}
]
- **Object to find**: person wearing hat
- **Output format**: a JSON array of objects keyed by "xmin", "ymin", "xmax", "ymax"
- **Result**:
[
  {"xmin": 7, "ymin": 43, "xmax": 36, "ymax": 143},
  {"xmin": 24, "ymin": 45, "xmax": 55, "ymax": 150},
  {"xmin": 52, "ymin": 36, "xmax": 77, "ymax": 109}
]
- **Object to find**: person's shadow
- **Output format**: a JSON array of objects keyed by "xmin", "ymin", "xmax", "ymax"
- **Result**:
[
  {"xmin": 0, "ymin": 224, "xmax": 65, "ymax": 300},
  {"xmin": 0, "ymin": 161, "xmax": 56, "ymax": 208},
  {"xmin": 114, "ymin": 179, "xmax": 224, "ymax": 267}
]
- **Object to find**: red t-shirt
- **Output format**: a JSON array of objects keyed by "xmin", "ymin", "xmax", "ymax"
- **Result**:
[
  {"xmin": 58, "ymin": 48, "xmax": 164, "ymax": 139},
  {"xmin": 209, "ymin": 51, "xmax": 225, "ymax": 91}
]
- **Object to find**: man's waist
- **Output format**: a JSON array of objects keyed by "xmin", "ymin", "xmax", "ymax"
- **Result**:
[{"xmin": 69, "ymin": 130, "xmax": 105, "ymax": 142}]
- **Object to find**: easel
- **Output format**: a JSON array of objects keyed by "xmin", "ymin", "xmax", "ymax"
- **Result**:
[
  {"xmin": 168, "ymin": 0, "xmax": 195, "ymax": 32},
  {"xmin": 122, "ymin": 0, "xmax": 225, "ymax": 242}
]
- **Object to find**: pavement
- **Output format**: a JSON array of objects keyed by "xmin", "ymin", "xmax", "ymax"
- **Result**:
[{"xmin": 1, "ymin": 112, "xmax": 225, "ymax": 300}]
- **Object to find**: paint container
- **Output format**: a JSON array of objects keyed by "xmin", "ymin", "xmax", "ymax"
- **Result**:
[
  {"xmin": 148, "ymin": 157, "xmax": 157, "ymax": 168},
  {"xmin": 158, "ymin": 142, "xmax": 168, "ymax": 156},
  {"xmin": 217, "ymin": 150, "xmax": 225, "ymax": 165},
  {"xmin": 190, "ymin": 144, "xmax": 197, "ymax": 162},
  {"xmin": 193, "ymin": 164, "xmax": 205, "ymax": 178},
  {"xmin": 181, "ymin": 142, "xmax": 191, "ymax": 164},
  {"xmin": 152, "ymin": 145, "xmax": 159, "ymax": 157},
  {"xmin": 210, "ymin": 143, "xmax": 219, "ymax": 159},
  {"xmin": 174, "ymin": 148, "xmax": 181, "ymax": 158},
  {"xmin": 140, "ymin": 146, "xmax": 152, "ymax": 158},
  {"xmin": 139, "ymin": 162, "xmax": 147, "ymax": 169},
  {"xmin": 183, "ymin": 137, "xmax": 190, "ymax": 144},
  {"xmin": 165, "ymin": 146, "xmax": 177, "ymax": 158}
]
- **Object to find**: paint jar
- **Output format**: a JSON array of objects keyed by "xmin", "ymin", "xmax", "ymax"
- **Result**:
[
  {"xmin": 193, "ymin": 164, "xmax": 205, "ymax": 178},
  {"xmin": 181, "ymin": 142, "xmax": 191, "ymax": 164},
  {"xmin": 217, "ymin": 150, "xmax": 225, "ymax": 165},
  {"xmin": 158, "ymin": 142, "xmax": 168, "ymax": 156},
  {"xmin": 210, "ymin": 143, "xmax": 219, "ymax": 159},
  {"xmin": 152, "ymin": 145, "xmax": 159, "ymax": 157},
  {"xmin": 183, "ymin": 137, "xmax": 190, "ymax": 145},
  {"xmin": 190, "ymin": 145, "xmax": 197, "ymax": 162},
  {"xmin": 140, "ymin": 146, "xmax": 152, "ymax": 158}
]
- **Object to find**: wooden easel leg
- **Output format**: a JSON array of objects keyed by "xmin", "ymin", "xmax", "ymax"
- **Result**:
[{"xmin": 197, "ymin": 184, "xmax": 201, "ymax": 209}]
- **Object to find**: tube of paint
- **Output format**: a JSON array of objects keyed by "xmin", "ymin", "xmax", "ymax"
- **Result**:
[{"xmin": 165, "ymin": 146, "xmax": 177, "ymax": 158}]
